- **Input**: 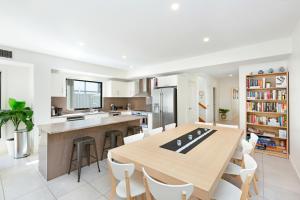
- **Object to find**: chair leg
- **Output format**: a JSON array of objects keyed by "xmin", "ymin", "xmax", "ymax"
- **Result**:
[
  {"xmin": 254, "ymin": 173, "xmax": 259, "ymax": 181},
  {"xmin": 93, "ymin": 141, "xmax": 101, "ymax": 172},
  {"xmin": 101, "ymin": 137, "xmax": 107, "ymax": 160},
  {"xmin": 77, "ymin": 144, "xmax": 82, "ymax": 182},
  {"xmin": 86, "ymin": 144, "xmax": 91, "ymax": 166},
  {"xmin": 252, "ymin": 178, "xmax": 259, "ymax": 195},
  {"xmin": 68, "ymin": 144, "xmax": 75, "ymax": 174}
]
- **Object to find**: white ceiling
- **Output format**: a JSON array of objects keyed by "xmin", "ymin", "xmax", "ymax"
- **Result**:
[{"xmin": 0, "ymin": 0, "xmax": 300, "ymax": 70}]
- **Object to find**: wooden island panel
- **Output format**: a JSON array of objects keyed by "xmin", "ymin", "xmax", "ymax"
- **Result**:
[{"xmin": 38, "ymin": 116, "xmax": 141, "ymax": 180}]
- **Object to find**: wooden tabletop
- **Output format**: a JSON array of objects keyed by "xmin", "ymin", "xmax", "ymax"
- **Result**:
[
  {"xmin": 38, "ymin": 115, "xmax": 142, "ymax": 134},
  {"xmin": 110, "ymin": 123, "xmax": 243, "ymax": 200}
]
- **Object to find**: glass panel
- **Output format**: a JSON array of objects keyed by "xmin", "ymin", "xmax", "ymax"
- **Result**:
[{"xmin": 67, "ymin": 79, "xmax": 102, "ymax": 109}]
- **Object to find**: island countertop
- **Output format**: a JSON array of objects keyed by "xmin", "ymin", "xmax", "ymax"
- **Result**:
[{"xmin": 39, "ymin": 115, "xmax": 142, "ymax": 134}]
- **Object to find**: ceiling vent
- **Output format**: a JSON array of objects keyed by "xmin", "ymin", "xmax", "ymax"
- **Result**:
[{"xmin": 0, "ymin": 49, "xmax": 13, "ymax": 58}]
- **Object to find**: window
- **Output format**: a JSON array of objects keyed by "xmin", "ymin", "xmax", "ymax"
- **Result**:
[{"xmin": 66, "ymin": 79, "xmax": 102, "ymax": 110}]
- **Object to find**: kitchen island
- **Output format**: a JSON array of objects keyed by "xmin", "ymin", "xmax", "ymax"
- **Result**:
[{"xmin": 38, "ymin": 115, "xmax": 141, "ymax": 180}]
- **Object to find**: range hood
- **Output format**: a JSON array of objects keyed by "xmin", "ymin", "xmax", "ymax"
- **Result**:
[{"xmin": 134, "ymin": 78, "xmax": 152, "ymax": 97}]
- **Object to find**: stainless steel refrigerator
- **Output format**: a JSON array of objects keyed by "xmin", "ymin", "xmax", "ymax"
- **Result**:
[{"xmin": 152, "ymin": 87, "xmax": 177, "ymax": 130}]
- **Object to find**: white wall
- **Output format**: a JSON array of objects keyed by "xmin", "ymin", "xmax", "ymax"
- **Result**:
[
  {"xmin": 289, "ymin": 21, "xmax": 300, "ymax": 177},
  {"xmin": 0, "ymin": 62, "xmax": 34, "ymax": 154},
  {"xmin": 238, "ymin": 60, "xmax": 288, "ymax": 130},
  {"xmin": 197, "ymin": 75, "xmax": 218, "ymax": 123},
  {"xmin": 217, "ymin": 76, "xmax": 239, "ymax": 122}
]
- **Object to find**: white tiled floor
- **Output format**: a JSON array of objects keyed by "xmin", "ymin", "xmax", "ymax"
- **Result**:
[{"xmin": 0, "ymin": 153, "xmax": 299, "ymax": 200}]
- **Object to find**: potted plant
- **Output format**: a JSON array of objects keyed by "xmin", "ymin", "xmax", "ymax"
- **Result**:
[
  {"xmin": 219, "ymin": 108, "xmax": 230, "ymax": 120},
  {"xmin": 0, "ymin": 98, "xmax": 34, "ymax": 158}
]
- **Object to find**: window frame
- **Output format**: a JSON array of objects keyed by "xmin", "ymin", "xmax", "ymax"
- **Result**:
[{"xmin": 66, "ymin": 79, "xmax": 103, "ymax": 110}]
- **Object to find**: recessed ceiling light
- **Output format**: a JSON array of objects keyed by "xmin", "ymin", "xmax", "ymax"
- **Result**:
[
  {"xmin": 78, "ymin": 42, "xmax": 85, "ymax": 46},
  {"xmin": 171, "ymin": 3, "xmax": 180, "ymax": 11},
  {"xmin": 129, "ymin": 65, "xmax": 133, "ymax": 69},
  {"xmin": 228, "ymin": 74, "xmax": 233, "ymax": 77},
  {"xmin": 203, "ymin": 37, "xmax": 210, "ymax": 42},
  {"xmin": 122, "ymin": 55, "xmax": 127, "ymax": 59}
]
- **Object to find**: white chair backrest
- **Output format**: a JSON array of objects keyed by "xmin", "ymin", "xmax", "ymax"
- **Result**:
[
  {"xmin": 107, "ymin": 151, "xmax": 135, "ymax": 181},
  {"xmin": 216, "ymin": 123, "xmax": 239, "ymax": 129},
  {"xmin": 249, "ymin": 133, "xmax": 259, "ymax": 147},
  {"xmin": 165, "ymin": 123, "xmax": 176, "ymax": 131},
  {"xmin": 148, "ymin": 127, "xmax": 163, "ymax": 136},
  {"xmin": 195, "ymin": 122, "xmax": 213, "ymax": 126},
  {"xmin": 124, "ymin": 133, "xmax": 144, "ymax": 145},
  {"xmin": 241, "ymin": 139, "xmax": 254, "ymax": 154},
  {"xmin": 143, "ymin": 168, "xmax": 193, "ymax": 200},
  {"xmin": 240, "ymin": 154, "xmax": 257, "ymax": 183}
]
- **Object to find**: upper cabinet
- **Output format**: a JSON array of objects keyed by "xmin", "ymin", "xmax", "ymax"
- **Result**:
[
  {"xmin": 155, "ymin": 75, "xmax": 178, "ymax": 88},
  {"xmin": 105, "ymin": 80, "xmax": 137, "ymax": 97},
  {"xmin": 51, "ymin": 71, "xmax": 66, "ymax": 97}
]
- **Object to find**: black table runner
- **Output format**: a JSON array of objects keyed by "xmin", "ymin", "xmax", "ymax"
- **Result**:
[{"xmin": 160, "ymin": 128, "xmax": 217, "ymax": 154}]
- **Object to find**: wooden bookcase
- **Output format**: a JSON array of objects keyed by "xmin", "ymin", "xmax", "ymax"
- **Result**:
[{"xmin": 246, "ymin": 71, "xmax": 289, "ymax": 158}]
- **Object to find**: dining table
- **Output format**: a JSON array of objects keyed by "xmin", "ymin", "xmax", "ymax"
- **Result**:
[{"xmin": 110, "ymin": 123, "xmax": 244, "ymax": 200}]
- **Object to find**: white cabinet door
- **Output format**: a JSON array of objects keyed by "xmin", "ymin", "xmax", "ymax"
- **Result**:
[
  {"xmin": 51, "ymin": 72, "xmax": 66, "ymax": 97},
  {"xmin": 109, "ymin": 80, "xmax": 130, "ymax": 97}
]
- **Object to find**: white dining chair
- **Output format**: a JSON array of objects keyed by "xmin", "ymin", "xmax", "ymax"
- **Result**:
[
  {"xmin": 216, "ymin": 123, "xmax": 239, "ymax": 129},
  {"xmin": 232, "ymin": 134, "xmax": 257, "ymax": 161},
  {"xmin": 107, "ymin": 151, "xmax": 145, "ymax": 200},
  {"xmin": 123, "ymin": 133, "xmax": 144, "ymax": 145},
  {"xmin": 195, "ymin": 121, "xmax": 213, "ymax": 126},
  {"xmin": 142, "ymin": 168, "xmax": 194, "ymax": 200},
  {"xmin": 213, "ymin": 154, "xmax": 257, "ymax": 200},
  {"xmin": 147, "ymin": 127, "xmax": 163, "ymax": 136},
  {"xmin": 225, "ymin": 151, "xmax": 260, "ymax": 195},
  {"xmin": 165, "ymin": 123, "xmax": 176, "ymax": 131},
  {"xmin": 249, "ymin": 133, "xmax": 259, "ymax": 151}
]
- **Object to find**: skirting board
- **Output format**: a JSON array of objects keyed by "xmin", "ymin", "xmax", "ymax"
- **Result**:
[{"xmin": 290, "ymin": 155, "xmax": 300, "ymax": 180}]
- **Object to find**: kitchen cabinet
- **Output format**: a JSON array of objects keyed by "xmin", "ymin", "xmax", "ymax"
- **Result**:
[
  {"xmin": 51, "ymin": 71, "xmax": 66, "ymax": 97},
  {"xmin": 156, "ymin": 75, "xmax": 178, "ymax": 88},
  {"xmin": 105, "ymin": 80, "xmax": 136, "ymax": 97}
]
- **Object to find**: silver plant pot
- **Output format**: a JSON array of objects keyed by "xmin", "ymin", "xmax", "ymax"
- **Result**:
[{"xmin": 14, "ymin": 130, "xmax": 30, "ymax": 159}]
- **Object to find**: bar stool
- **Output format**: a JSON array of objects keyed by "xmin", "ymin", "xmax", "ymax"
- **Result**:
[
  {"xmin": 127, "ymin": 126, "xmax": 143, "ymax": 136},
  {"xmin": 101, "ymin": 130, "xmax": 124, "ymax": 159},
  {"xmin": 68, "ymin": 136, "xmax": 100, "ymax": 182}
]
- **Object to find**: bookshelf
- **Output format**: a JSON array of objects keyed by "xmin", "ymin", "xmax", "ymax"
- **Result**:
[{"xmin": 246, "ymin": 71, "xmax": 289, "ymax": 158}]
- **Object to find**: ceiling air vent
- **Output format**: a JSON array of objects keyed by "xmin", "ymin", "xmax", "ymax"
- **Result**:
[{"xmin": 0, "ymin": 49, "xmax": 13, "ymax": 58}]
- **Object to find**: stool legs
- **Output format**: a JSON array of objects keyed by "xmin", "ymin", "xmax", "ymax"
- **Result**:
[
  {"xmin": 68, "ymin": 144, "xmax": 75, "ymax": 174},
  {"xmin": 101, "ymin": 137, "xmax": 107, "ymax": 160},
  {"xmin": 86, "ymin": 144, "xmax": 91, "ymax": 166},
  {"xmin": 92, "ymin": 141, "xmax": 101, "ymax": 172},
  {"xmin": 77, "ymin": 143, "xmax": 82, "ymax": 182}
]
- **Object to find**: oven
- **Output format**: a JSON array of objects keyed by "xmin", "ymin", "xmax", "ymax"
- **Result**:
[{"xmin": 131, "ymin": 111, "xmax": 149, "ymax": 129}]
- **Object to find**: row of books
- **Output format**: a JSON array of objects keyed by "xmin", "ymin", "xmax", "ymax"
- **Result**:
[
  {"xmin": 247, "ymin": 76, "xmax": 287, "ymax": 89},
  {"xmin": 247, "ymin": 115, "xmax": 287, "ymax": 127},
  {"xmin": 247, "ymin": 102, "xmax": 287, "ymax": 113},
  {"xmin": 247, "ymin": 90, "xmax": 287, "ymax": 100},
  {"xmin": 247, "ymin": 79, "xmax": 265, "ymax": 89},
  {"xmin": 256, "ymin": 137, "xmax": 287, "ymax": 153}
]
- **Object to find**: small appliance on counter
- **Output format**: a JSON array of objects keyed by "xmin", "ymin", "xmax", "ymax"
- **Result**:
[
  {"xmin": 52, "ymin": 107, "xmax": 63, "ymax": 116},
  {"xmin": 110, "ymin": 104, "xmax": 117, "ymax": 111}
]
